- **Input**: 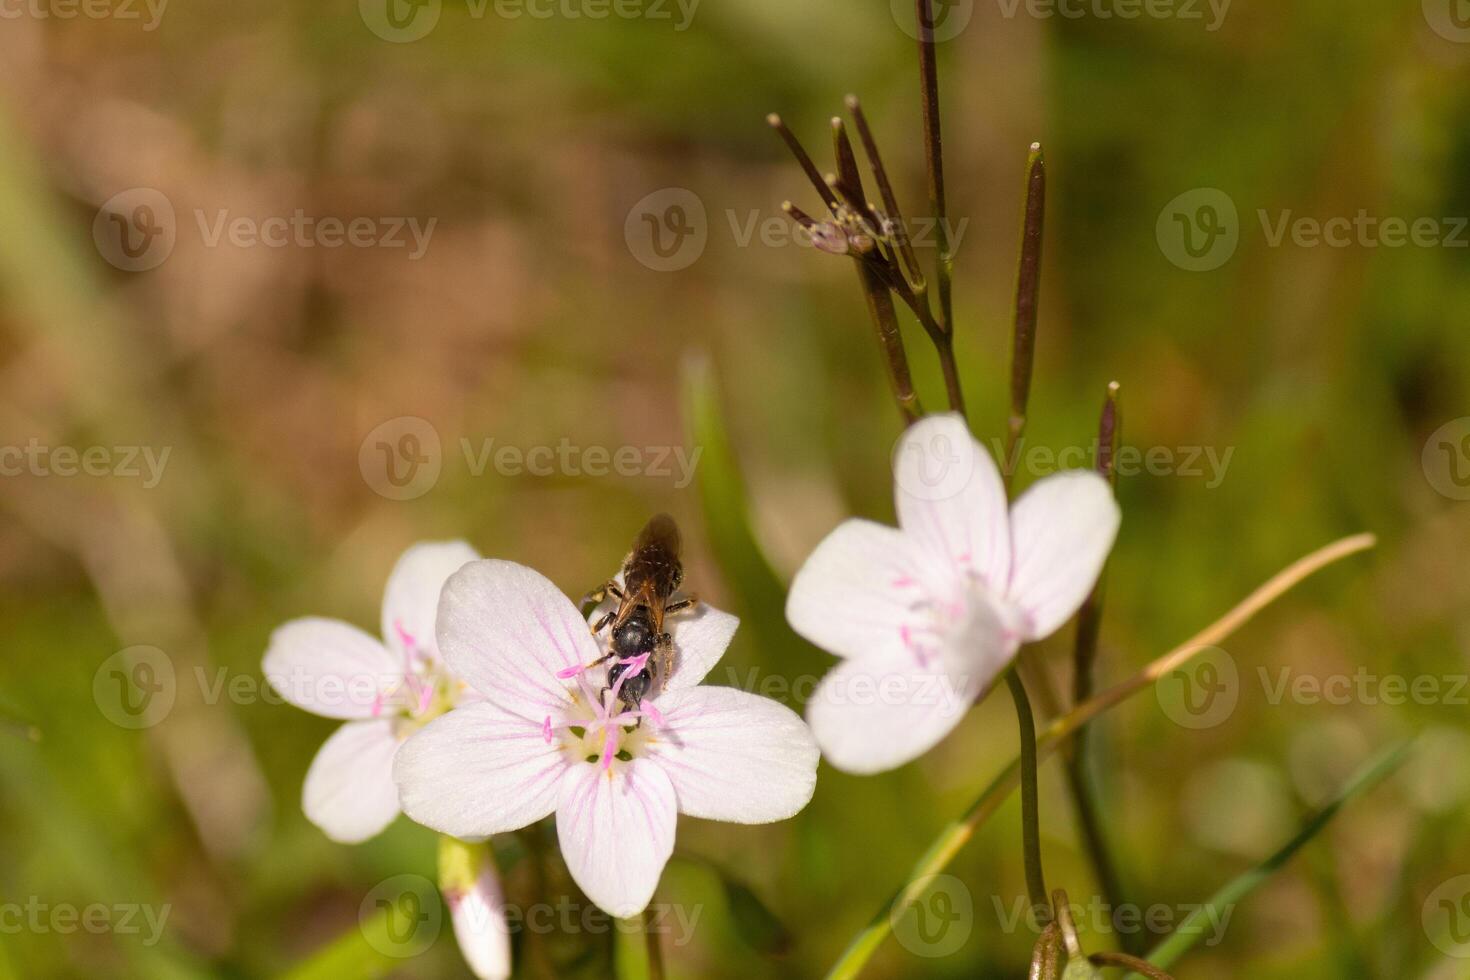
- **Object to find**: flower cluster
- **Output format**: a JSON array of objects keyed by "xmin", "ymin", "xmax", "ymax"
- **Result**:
[{"xmin": 262, "ymin": 417, "xmax": 1116, "ymax": 975}]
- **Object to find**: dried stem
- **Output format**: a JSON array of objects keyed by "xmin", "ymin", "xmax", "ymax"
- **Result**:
[
  {"xmin": 856, "ymin": 262, "xmax": 922, "ymax": 424},
  {"xmin": 914, "ymin": 0, "xmax": 952, "ymax": 332},
  {"xmin": 1090, "ymin": 951, "xmax": 1176, "ymax": 979},
  {"xmin": 1029, "ymin": 922, "xmax": 1062, "ymax": 980},
  {"xmin": 1051, "ymin": 889, "xmax": 1084, "ymax": 959},
  {"xmin": 845, "ymin": 95, "xmax": 925, "ymax": 293},
  {"xmin": 767, "ymin": 113, "xmax": 840, "ymax": 212},
  {"xmin": 1004, "ymin": 142, "xmax": 1047, "ymax": 483},
  {"xmin": 1062, "ymin": 382, "xmax": 1135, "ymax": 951}
]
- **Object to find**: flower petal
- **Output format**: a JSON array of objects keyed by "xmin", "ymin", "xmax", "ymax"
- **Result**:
[
  {"xmin": 803, "ymin": 585, "xmax": 1018, "ymax": 775},
  {"xmin": 662, "ymin": 602, "xmax": 739, "ymax": 692},
  {"xmin": 643, "ymin": 687, "xmax": 818, "ymax": 823},
  {"xmin": 893, "ymin": 413, "xmax": 1010, "ymax": 593},
  {"xmin": 785, "ymin": 519, "xmax": 930, "ymax": 662},
  {"xmin": 449, "ymin": 866, "xmax": 512, "ymax": 980},
  {"xmin": 1007, "ymin": 470, "xmax": 1120, "ymax": 640},
  {"xmin": 437, "ymin": 560, "xmax": 599, "ymax": 721},
  {"xmin": 381, "ymin": 540, "xmax": 481, "ymax": 663},
  {"xmin": 394, "ymin": 700, "xmax": 565, "ymax": 839},
  {"xmin": 556, "ymin": 760, "xmax": 676, "ymax": 918},
  {"xmin": 263, "ymin": 618, "xmax": 399, "ymax": 719},
  {"xmin": 302, "ymin": 719, "xmax": 402, "ymax": 843},
  {"xmin": 805, "ymin": 655, "xmax": 983, "ymax": 775}
]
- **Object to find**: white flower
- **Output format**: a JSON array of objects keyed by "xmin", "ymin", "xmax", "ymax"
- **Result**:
[
  {"xmin": 786, "ymin": 413, "xmax": 1120, "ymax": 774},
  {"xmin": 393, "ymin": 559, "xmax": 820, "ymax": 918},
  {"xmin": 262, "ymin": 541, "xmax": 481, "ymax": 843}
]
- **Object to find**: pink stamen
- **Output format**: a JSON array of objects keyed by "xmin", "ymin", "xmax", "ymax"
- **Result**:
[
  {"xmin": 639, "ymin": 699, "xmax": 665, "ymax": 728},
  {"xmin": 370, "ymin": 690, "xmax": 385, "ymax": 718},
  {"xmin": 556, "ymin": 663, "xmax": 586, "ymax": 679},
  {"xmin": 892, "ymin": 575, "xmax": 916, "ymax": 588},
  {"xmin": 541, "ymin": 716, "xmax": 553, "ymax": 744},
  {"xmin": 599, "ymin": 731, "xmax": 617, "ymax": 770}
]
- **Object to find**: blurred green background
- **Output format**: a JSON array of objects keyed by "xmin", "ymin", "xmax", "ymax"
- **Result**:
[{"xmin": 2, "ymin": 0, "xmax": 1469, "ymax": 977}]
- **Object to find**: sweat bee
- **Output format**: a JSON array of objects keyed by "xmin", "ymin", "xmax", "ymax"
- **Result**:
[{"xmin": 582, "ymin": 514, "xmax": 699, "ymax": 713}]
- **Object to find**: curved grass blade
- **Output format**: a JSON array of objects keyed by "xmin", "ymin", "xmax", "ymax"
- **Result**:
[{"xmin": 1138, "ymin": 740, "xmax": 1411, "ymax": 974}]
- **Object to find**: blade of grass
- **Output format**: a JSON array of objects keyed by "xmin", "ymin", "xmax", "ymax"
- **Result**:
[
  {"xmin": 279, "ymin": 907, "xmax": 399, "ymax": 980},
  {"xmin": 1138, "ymin": 741, "xmax": 1411, "ymax": 974},
  {"xmin": 823, "ymin": 533, "xmax": 1377, "ymax": 979}
]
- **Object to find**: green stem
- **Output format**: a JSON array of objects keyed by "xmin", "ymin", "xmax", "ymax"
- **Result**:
[
  {"xmin": 1005, "ymin": 668, "xmax": 1050, "ymax": 923},
  {"xmin": 644, "ymin": 906, "xmax": 667, "ymax": 980}
]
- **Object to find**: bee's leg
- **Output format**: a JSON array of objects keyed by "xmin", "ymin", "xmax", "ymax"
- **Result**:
[
  {"xmin": 580, "ymin": 580, "xmax": 625, "ymax": 612},
  {"xmin": 589, "ymin": 610, "xmax": 616, "ymax": 635},
  {"xmin": 655, "ymin": 634, "xmax": 675, "ymax": 686},
  {"xmin": 664, "ymin": 593, "xmax": 699, "ymax": 615}
]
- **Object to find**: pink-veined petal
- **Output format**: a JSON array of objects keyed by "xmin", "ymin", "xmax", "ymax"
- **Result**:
[
  {"xmin": 1007, "ymin": 470, "xmax": 1120, "ymax": 640},
  {"xmin": 381, "ymin": 540, "xmax": 481, "ymax": 664},
  {"xmin": 662, "ymin": 603, "xmax": 739, "ymax": 692},
  {"xmin": 302, "ymin": 718, "xmax": 401, "ymax": 843},
  {"xmin": 437, "ymin": 560, "xmax": 598, "ymax": 721},
  {"xmin": 785, "ymin": 519, "xmax": 931, "ymax": 662},
  {"xmin": 555, "ymin": 760, "xmax": 676, "ymax": 918},
  {"xmin": 805, "ymin": 656, "xmax": 981, "ymax": 775},
  {"xmin": 263, "ymin": 618, "xmax": 399, "ymax": 719},
  {"xmin": 394, "ymin": 700, "xmax": 565, "ymax": 839},
  {"xmin": 804, "ymin": 585, "xmax": 1017, "ymax": 774},
  {"xmin": 893, "ymin": 413, "xmax": 1010, "ymax": 593},
  {"xmin": 643, "ymin": 687, "xmax": 817, "ymax": 823},
  {"xmin": 449, "ymin": 865, "xmax": 512, "ymax": 980}
]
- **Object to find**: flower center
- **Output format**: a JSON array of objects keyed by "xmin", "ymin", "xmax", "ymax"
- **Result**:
[
  {"xmin": 895, "ymin": 574, "xmax": 1024, "ymax": 671},
  {"xmin": 373, "ymin": 620, "xmax": 448, "ymax": 722},
  {"xmin": 542, "ymin": 655, "xmax": 666, "ymax": 770}
]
